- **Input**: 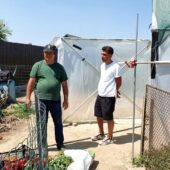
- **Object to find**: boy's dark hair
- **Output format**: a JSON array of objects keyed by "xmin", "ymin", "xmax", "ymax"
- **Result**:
[{"xmin": 102, "ymin": 46, "xmax": 114, "ymax": 55}]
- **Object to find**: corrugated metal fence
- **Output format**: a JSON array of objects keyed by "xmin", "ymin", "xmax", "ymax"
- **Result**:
[
  {"xmin": 0, "ymin": 40, "xmax": 44, "ymax": 86},
  {"xmin": 0, "ymin": 40, "xmax": 43, "ymax": 65}
]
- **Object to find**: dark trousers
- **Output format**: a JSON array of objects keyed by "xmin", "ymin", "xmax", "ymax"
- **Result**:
[{"xmin": 40, "ymin": 99, "xmax": 64, "ymax": 148}]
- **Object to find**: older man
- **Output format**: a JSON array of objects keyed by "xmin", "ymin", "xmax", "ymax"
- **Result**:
[{"xmin": 26, "ymin": 44, "xmax": 68, "ymax": 150}]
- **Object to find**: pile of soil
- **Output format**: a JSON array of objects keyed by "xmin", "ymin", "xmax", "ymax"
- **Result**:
[{"xmin": 0, "ymin": 115, "xmax": 19, "ymax": 140}]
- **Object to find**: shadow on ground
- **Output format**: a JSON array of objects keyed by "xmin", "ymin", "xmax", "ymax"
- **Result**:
[
  {"xmin": 113, "ymin": 133, "xmax": 141, "ymax": 144},
  {"xmin": 66, "ymin": 141, "xmax": 98, "ymax": 149},
  {"xmin": 48, "ymin": 141, "xmax": 98, "ymax": 152},
  {"xmin": 48, "ymin": 132, "xmax": 141, "ymax": 152}
]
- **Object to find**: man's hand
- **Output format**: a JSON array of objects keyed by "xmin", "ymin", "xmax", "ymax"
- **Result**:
[
  {"xmin": 63, "ymin": 100, "xmax": 68, "ymax": 110},
  {"xmin": 62, "ymin": 80, "xmax": 69, "ymax": 110},
  {"xmin": 117, "ymin": 90, "xmax": 121, "ymax": 98},
  {"xmin": 26, "ymin": 98, "xmax": 31, "ymax": 108},
  {"xmin": 26, "ymin": 77, "xmax": 36, "ymax": 109}
]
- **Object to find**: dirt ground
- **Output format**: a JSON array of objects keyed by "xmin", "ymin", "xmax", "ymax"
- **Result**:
[
  {"xmin": 0, "ymin": 118, "xmax": 142, "ymax": 170},
  {"xmin": 49, "ymin": 118, "xmax": 142, "ymax": 170},
  {"xmin": 0, "ymin": 95, "xmax": 143, "ymax": 170}
]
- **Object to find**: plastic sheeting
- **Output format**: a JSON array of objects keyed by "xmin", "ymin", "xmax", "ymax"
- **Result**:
[
  {"xmin": 152, "ymin": 0, "xmax": 170, "ymax": 45},
  {"xmin": 51, "ymin": 37, "xmax": 151, "ymax": 122},
  {"xmin": 152, "ymin": 0, "xmax": 170, "ymax": 31},
  {"xmin": 151, "ymin": 1, "xmax": 170, "ymax": 92},
  {"xmin": 152, "ymin": 31, "xmax": 170, "ymax": 92},
  {"xmin": 64, "ymin": 150, "xmax": 93, "ymax": 170}
]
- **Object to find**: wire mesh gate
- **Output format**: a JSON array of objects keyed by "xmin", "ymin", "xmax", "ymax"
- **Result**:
[
  {"xmin": 0, "ymin": 65, "xmax": 32, "ymax": 86},
  {"xmin": 0, "ymin": 92, "xmax": 48, "ymax": 170},
  {"xmin": 141, "ymin": 85, "xmax": 170, "ymax": 155}
]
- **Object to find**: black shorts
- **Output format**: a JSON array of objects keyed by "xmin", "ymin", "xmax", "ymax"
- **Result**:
[{"xmin": 94, "ymin": 95, "xmax": 116, "ymax": 120}]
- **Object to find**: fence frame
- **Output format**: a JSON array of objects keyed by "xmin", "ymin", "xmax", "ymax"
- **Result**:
[{"xmin": 141, "ymin": 84, "xmax": 170, "ymax": 155}]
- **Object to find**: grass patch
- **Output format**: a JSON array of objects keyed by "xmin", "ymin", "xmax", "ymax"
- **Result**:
[
  {"xmin": 2, "ymin": 103, "xmax": 34, "ymax": 119},
  {"xmin": 133, "ymin": 144, "xmax": 170, "ymax": 170}
]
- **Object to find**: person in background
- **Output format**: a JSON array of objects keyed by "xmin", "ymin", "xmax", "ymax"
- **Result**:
[
  {"xmin": 26, "ymin": 44, "xmax": 68, "ymax": 150},
  {"xmin": 91, "ymin": 46, "xmax": 122, "ymax": 145}
]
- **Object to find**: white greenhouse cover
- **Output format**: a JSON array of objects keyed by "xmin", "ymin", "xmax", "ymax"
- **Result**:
[
  {"xmin": 152, "ymin": 0, "xmax": 170, "ymax": 30},
  {"xmin": 151, "ymin": 0, "xmax": 170, "ymax": 92},
  {"xmin": 51, "ymin": 37, "xmax": 151, "ymax": 122},
  {"xmin": 153, "ymin": 31, "xmax": 170, "ymax": 92}
]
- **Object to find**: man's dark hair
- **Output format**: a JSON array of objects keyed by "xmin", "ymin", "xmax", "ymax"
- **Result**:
[{"xmin": 102, "ymin": 46, "xmax": 114, "ymax": 55}]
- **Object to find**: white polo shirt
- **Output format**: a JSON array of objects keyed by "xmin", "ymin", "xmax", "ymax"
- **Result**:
[{"xmin": 98, "ymin": 62, "xmax": 120, "ymax": 97}]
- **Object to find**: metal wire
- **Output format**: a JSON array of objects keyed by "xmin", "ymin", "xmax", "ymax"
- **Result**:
[
  {"xmin": 0, "ymin": 65, "xmax": 32, "ymax": 86},
  {"xmin": 141, "ymin": 85, "xmax": 170, "ymax": 155},
  {"xmin": 0, "ymin": 92, "xmax": 48, "ymax": 170}
]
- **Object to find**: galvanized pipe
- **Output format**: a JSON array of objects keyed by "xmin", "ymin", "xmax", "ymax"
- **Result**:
[{"xmin": 132, "ymin": 13, "xmax": 139, "ymax": 161}]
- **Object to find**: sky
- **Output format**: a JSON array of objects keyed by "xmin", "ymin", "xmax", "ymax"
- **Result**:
[{"xmin": 0, "ymin": 0, "xmax": 152, "ymax": 46}]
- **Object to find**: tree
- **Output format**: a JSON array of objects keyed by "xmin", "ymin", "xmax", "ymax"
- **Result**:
[{"xmin": 0, "ymin": 19, "xmax": 12, "ymax": 41}]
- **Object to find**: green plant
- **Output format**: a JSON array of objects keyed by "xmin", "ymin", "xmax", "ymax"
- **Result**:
[
  {"xmin": 133, "ymin": 155, "xmax": 149, "ymax": 167},
  {"xmin": 88, "ymin": 150, "xmax": 95, "ymax": 159},
  {"xmin": 2, "ymin": 103, "xmax": 34, "ymax": 119},
  {"xmin": 49, "ymin": 152, "xmax": 73, "ymax": 170},
  {"xmin": 0, "ymin": 19, "xmax": 12, "ymax": 41},
  {"xmin": 133, "ymin": 144, "xmax": 170, "ymax": 170},
  {"xmin": 0, "ymin": 109, "xmax": 3, "ymax": 117}
]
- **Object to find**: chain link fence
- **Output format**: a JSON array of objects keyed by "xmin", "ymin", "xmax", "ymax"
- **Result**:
[
  {"xmin": 0, "ymin": 65, "xmax": 32, "ymax": 86},
  {"xmin": 0, "ymin": 92, "xmax": 48, "ymax": 170},
  {"xmin": 141, "ymin": 85, "xmax": 170, "ymax": 155}
]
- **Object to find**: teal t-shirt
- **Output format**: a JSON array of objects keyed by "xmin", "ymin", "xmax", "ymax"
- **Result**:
[{"xmin": 30, "ymin": 60, "xmax": 68, "ymax": 101}]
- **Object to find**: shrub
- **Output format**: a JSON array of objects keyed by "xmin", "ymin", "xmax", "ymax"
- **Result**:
[
  {"xmin": 2, "ymin": 103, "xmax": 34, "ymax": 119},
  {"xmin": 133, "ymin": 144, "xmax": 170, "ymax": 170},
  {"xmin": 49, "ymin": 152, "xmax": 73, "ymax": 170}
]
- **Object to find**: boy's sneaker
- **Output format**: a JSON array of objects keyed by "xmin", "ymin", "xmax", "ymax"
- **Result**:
[
  {"xmin": 91, "ymin": 133, "xmax": 105, "ymax": 141},
  {"xmin": 99, "ymin": 136, "xmax": 113, "ymax": 145}
]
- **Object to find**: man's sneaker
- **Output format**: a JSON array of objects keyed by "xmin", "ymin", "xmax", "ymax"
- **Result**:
[
  {"xmin": 91, "ymin": 133, "xmax": 105, "ymax": 141},
  {"xmin": 99, "ymin": 136, "xmax": 113, "ymax": 145}
]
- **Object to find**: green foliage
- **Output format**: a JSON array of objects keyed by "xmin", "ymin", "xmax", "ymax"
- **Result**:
[
  {"xmin": 88, "ymin": 150, "xmax": 95, "ymax": 159},
  {"xmin": 0, "ymin": 109, "xmax": 3, "ymax": 116},
  {"xmin": 24, "ymin": 160, "xmax": 33, "ymax": 170},
  {"xmin": 49, "ymin": 152, "xmax": 73, "ymax": 170},
  {"xmin": 133, "ymin": 155, "xmax": 149, "ymax": 167},
  {"xmin": 0, "ymin": 19, "xmax": 12, "ymax": 41},
  {"xmin": 133, "ymin": 144, "xmax": 170, "ymax": 170},
  {"xmin": 2, "ymin": 103, "xmax": 34, "ymax": 119}
]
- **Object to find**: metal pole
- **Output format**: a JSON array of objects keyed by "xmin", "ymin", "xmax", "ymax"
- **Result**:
[
  {"xmin": 132, "ymin": 14, "xmax": 139, "ymax": 161},
  {"xmin": 64, "ymin": 89, "xmax": 98, "ymax": 122},
  {"xmin": 118, "ymin": 61, "xmax": 170, "ymax": 65},
  {"xmin": 35, "ymin": 93, "xmax": 44, "ymax": 170},
  {"xmin": 61, "ymin": 38, "xmax": 100, "ymax": 74},
  {"xmin": 118, "ymin": 43, "xmax": 150, "ymax": 66},
  {"xmin": 136, "ymin": 61, "xmax": 170, "ymax": 64}
]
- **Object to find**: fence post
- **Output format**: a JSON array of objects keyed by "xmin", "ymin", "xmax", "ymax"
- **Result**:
[
  {"xmin": 149, "ymin": 99, "xmax": 154, "ymax": 150},
  {"xmin": 140, "ymin": 85, "xmax": 148, "ymax": 155}
]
